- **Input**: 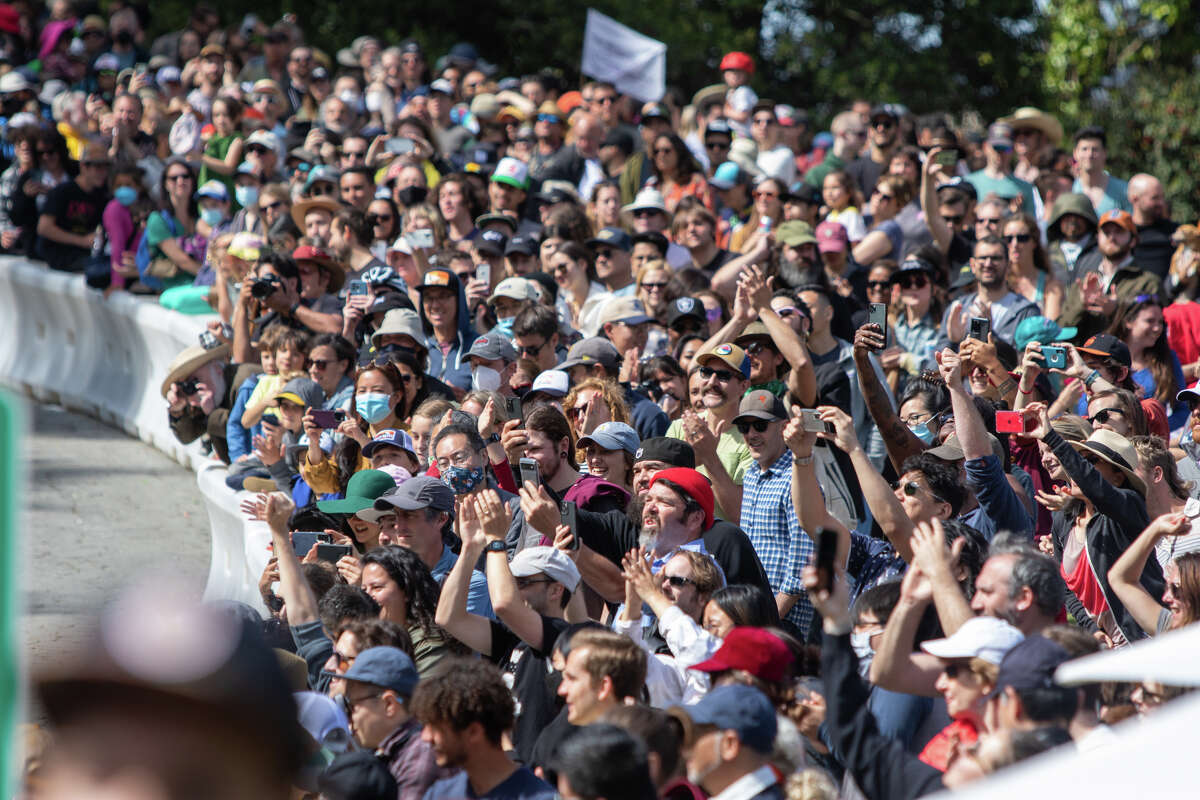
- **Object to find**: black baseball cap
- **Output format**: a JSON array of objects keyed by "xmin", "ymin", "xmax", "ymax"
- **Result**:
[
  {"xmin": 665, "ymin": 296, "xmax": 707, "ymax": 330},
  {"xmin": 634, "ymin": 437, "xmax": 695, "ymax": 468},
  {"xmin": 988, "ymin": 636, "xmax": 1072, "ymax": 699},
  {"xmin": 1077, "ymin": 333, "xmax": 1131, "ymax": 367}
]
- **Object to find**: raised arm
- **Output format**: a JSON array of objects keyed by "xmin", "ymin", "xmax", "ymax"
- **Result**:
[
  {"xmin": 479, "ymin": 490, "xmax": 551, "ymax": 649},
  {"xmin": 920, "ymin": 148, "xmax": 954, "ymax": 254},
  {"xmin": 785, "ymin": 417, "xmax": 851, "ymax": 568},
  {"xmin": 683, "ymin": 409, "xmax": 742, "ymax": 523},
  {"xmin": 434, "ymin": 496, "xmax": 494, "ymax": 655},
  {"xmin": 696, "ymin": 276, "xmax": 755, "ymax": 357},
  {"xmin": 938, "ymin": 347, "xmax": 990, "ymax": 461},
  {"xmin": 710, "ymin": 231, "xmax": 772, "ymax": 300},
  {"xmin": 1109, "ymin": 512, "xmax": 1184, "ymax": 637},
  {"xmin": 742, "ymin": 265, "xmax": 816, "ymax": 407},
  {"xmin": 868, "ymin": 562, "xmax": 943, "ymax": 697},
  {"xmin": 252, "ymin": 492, "xmax": 319, "ymax": 626},
  {"xmin": 853, "ymin": 324, "xmax": 926, "ymax": 472},
  {"xmin": 910, "ymin": 518, "xmax": 973, "ymax": 635}
]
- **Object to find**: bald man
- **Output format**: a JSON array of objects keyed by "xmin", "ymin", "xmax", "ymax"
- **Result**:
[{"xmin": 1129, "ymin": 173, "xmax": 1178, "ymax": 279}]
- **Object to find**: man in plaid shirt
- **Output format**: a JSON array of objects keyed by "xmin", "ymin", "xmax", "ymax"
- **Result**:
[{"xmin": 735, "ymin": 389, "xmax": 815, "ymax": 636}]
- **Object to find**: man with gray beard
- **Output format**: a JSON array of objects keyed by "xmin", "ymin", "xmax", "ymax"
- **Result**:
[{"xmin": 525, "ymin": 437, "xmax": 771, "ymax": 604}]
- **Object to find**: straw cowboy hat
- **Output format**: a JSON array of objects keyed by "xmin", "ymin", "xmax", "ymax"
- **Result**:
[
  {"xmin": 1069, "ymin": 429, "xmax": 1146, "ymax": 496},
  {"xmin": 999, "ymin": 107, "xmax": 1064, "ymax": 145}
]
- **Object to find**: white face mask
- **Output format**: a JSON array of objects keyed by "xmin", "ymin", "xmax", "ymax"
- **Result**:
[
  {"xmin": 472, "ymin": 365, "xmax": 502, "ymax": 392},
  {"xmin": 851, "ymin": 630, "xmax": 875, "ymax": 679},
  {"xmin": 686, "ymin": 735, "xmax": 724, "ymax": 788}
]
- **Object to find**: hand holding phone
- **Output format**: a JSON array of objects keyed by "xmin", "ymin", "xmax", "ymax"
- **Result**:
[
  {"xmin": 867, "ymin": 303, "xmax": 888, "ymax": 350},
  {"xmin": 309, "ymin": 409, "xmax": 347, "ymax": 428},
  {"xmin": 560, "ymin": 500, "xmax": 579, "ymax": 550},
  {"xmin": 1041, "ymin": 345, "xmax": 1067, "ymax": 370},
  {"xmin": 994, "ymin": 409, "xmax": 1027, "ymax": 434},
  {"xmin": 519, "ymin": 457, "xmax": 541, "ymax": 489},
  {"xmin": 968, "ymin": 317, "xmax": 990, "ymax": 343},
  {"xmin": 800, "ymin": 408, "xmax": 834, "ymax": 434}
]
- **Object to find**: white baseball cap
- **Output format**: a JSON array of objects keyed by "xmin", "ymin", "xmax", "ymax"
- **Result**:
[
  {"xmin": 509, "ymin": 546, "xmax": 580, "ymax": 592},
  {"xmin": 528, "ymin": 369, "xmax": 569, "ymax": 398},
  {"xmin": 920, "ymin": 616, "xmax": 1025, "ymax": 665}
]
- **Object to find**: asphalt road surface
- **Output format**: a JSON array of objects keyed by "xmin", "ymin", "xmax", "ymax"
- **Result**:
[{"xmin": 21, "ymin": 402, "xmax": 210, "ymax": 676}]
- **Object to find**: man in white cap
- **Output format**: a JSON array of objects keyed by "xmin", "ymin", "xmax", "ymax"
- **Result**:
[
  {"xmin": 597, "ymin": 296, "xmax": 651, "ymax": 356},
  {"xmin": 435, "ymin": 489, "xmax": 582, "ymax": 765}
]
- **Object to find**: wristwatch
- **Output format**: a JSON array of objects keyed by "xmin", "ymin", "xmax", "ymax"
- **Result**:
[
  {"xmin": 485, "ymin": 432, "xmax": 501, "ymax": 444},
  {"xmin": 484, "ymin": 540, "xmax": 506, "ymax": 553}
]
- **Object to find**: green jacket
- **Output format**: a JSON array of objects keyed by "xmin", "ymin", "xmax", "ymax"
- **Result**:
[{"xmin": 1058, "ymin": 263, "xmax": 1162, "ymax": 342}]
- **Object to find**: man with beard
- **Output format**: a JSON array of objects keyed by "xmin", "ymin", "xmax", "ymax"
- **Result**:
[
  {"xmin": 1128, "ymin": 173, "xmax": 1178, "ymax": 280},
  {"xmin": 329, "ymin": 206, "xmax": 388, "ymax": 283},
  {"xmin": 526, "ymin": 438, "xmax": 771, "ymax": 604},
  {"xmin": 1057, "ymin": 210, "xmax": 1161, "ymax": 342},
  {"xmin": 939, "ymin": 236, "xmax": 1040, "ymax": 350},
  {"xmin": 415, "ymin": 659, "xmax": 556, "ymax": 800},
  {"xmin": 847, "ymin": 105, "xmax": 901, "ymax": 197}
]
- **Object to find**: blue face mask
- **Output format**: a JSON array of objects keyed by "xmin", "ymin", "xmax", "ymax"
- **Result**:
[
  {"xmin": 909, "ymin": 422, "xmax": 936, "ymax": 445},
  {"xmin": 495, "ymin": 316, "xmax": 515, "ymax": 338},
  {"xmin": 235, "ymin": 185, "xmax": 259, "ymax": 209},
  {"xmin": 355, "ymin": 392, "xmax": 393, "ymax": 423},
  {"xmin": 200, "ymin": 206, "xmax": 224, "ymax": 226},
  {"xmin": 443, "ymin": 464, "xmax": 486, "ymax": 495},
  {"xmin": 114, "ymin": 185, "xmax": 138, "ymax": 207}
]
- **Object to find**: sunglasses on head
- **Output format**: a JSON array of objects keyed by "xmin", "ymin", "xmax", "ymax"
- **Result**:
[{"xmin": 735, "ymin": 419, "xmax": 771, "ymax": 434}]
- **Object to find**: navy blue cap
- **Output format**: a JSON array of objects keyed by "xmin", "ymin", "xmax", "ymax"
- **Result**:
[
  {"xmin": 361, "ymin": 429, "xmax": 417, "ymax": 459},
  {"xmin": 476, "ymin": 228, "xmax": 510, "ymax": 257},
  {"xmin": 676, "ymin": 684, "xmax": 777, "ymax": 754},
  {"xmin": 586, "ymin": 227, "xmax": 633, "ymax": 253},
  {"xmin": 989, "ymin": 635, "xmax": 1072, "ymax": 698},
  {"xmin": 330, "ymin": 646, "xmax": 419, "ymax": 698}
]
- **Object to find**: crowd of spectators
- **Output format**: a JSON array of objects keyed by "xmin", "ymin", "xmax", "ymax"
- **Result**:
[{"xmin": 13, "ymin": 4, "xmax": 1200, "ymax": 800}]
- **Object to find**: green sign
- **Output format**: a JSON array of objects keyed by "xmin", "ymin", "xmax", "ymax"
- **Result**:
[{"xmin": 0, "ymin": 390, "xmax": 20, "ymax": 796}]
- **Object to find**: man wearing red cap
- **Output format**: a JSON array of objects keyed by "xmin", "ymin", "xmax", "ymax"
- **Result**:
[
  {"xmin": 643, "ymin": 467, "xmax": 716, "ymax": 563},
  {"xmin": 719, "ymin": 52, "xmax": 754, "ymax": 88}
]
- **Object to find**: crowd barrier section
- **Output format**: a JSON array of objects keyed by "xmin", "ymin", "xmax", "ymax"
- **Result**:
[{"xmin": 0, "ymin": 257, "xmax": 269, "ymax": 615}]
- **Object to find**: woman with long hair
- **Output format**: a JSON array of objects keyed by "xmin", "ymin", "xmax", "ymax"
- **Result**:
[
  {"xmin": 150, "ymin": 158, "xmax": 212, "ymax": 311},
  {"xmin": 549, "ymin": 241, "xmax": 607, "ymax": 334},
  {"xmin": 589, "ymin": 180, "xmax": 622, "ymax": 231},
  {"xmin": 366, "ymin": 196, "xmax": 401, "ymax": 257},
  {"xmin": 889, "ymin": 257, "xmax": 946, "ymax": 384},
  {"xmin": 1108, "ymin": 296, "xmax": 1186, "ymax": 429},
  {"xmin": 1109, "ymin": 512, "xmax": 1200, "ymax": 636},
  {"xmin": 648, "ymin": 132, "xmax": 712, "ymax": 214},
  {"xmin": 852, "ymin": 175, "xmax": 912, "ymax": 266},
  {"xmin": 433, "ymin": 173, "xmax": 481, "ymax": 243},
  {"xmin": 730, "ymin": 177, "xmax": 786, "ymax": 253},
  {"xmin": 563, "ymin": 377, "xmax": 631, "ymax": 440},
  {"xmin": 821, "ymin": 169, "xmax": 866, "ymax": 243},
  {"xmin": 1003, "ymin": 212, "xmax": 1062, "ymax": 320}
]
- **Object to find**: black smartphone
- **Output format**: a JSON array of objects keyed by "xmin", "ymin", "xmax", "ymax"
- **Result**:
[
  {"xmin": 969, "ymin": 317, "xmax": 990, "ymax": 342},
  {"xmin": 261, "ymin": 410, "xmax": 280, "ymax": 426},
  {"xmin": 561, "ymin": 500, "xmax": 579, "ymax": 550},
  {"xmin": 505, "ymin": 396, "xmax": 522, "ymax": 422},
  {"xmin": 316, "ymin": 543, "xmax": 353, "ymax": 563},
  {"xmin": 519, "ymin": 457, "xmax": 541, "ymax": 489},
  {"xmin": 292, "ymin": 531, "xmax": 331, "ymax": 557},
  {"xmin": 867, "ymin": 303, "xmax": 888, "ymax": 349},
  {"xmin": 814, "ymin": 527, "xmax": 838, "ymax": 594}
]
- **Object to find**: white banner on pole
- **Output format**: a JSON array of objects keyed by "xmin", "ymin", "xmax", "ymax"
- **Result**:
[{"xmin": 581, "ymin": 8, "xmax": 666, "ymax": 102}]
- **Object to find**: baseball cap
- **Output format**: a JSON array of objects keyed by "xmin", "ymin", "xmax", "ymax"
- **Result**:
[
  {"xmin": 294, "ymin": 691, "xmax": 353, "ymax": 753},
  {"xmin": 787, "ymin": 182, "xmax": 822, "ymax": 206},
  {"xmin": 1076, "ymin": 333, "xmax": 1131, "ymax": 367},
  {"xmin": 634, "ymin": 438, "xmax": 695, "ymax": 468},
  {"xmin": 275, "ymin": 377, "xmax": 325, "ymax": 408},
  {"xmin": 936, "ymin": 176, "xmax": 978, "ymax": 201},
  {"xmin": 696, "ymin": 342, "xmax": 751, "ymax": 379},
  {"xmin": 488, "ymin": 277, "xmax": 540, "ymax": 305},
  {"xmin": 429, "ymin": 78, "xmax": 454, "ymax": 96},
  {"xmin": 719, "ymin": 51, "xmax": 755, "ymax": 75},
  {"xmin": 709, "ymin": 161, "xmax": 745, "ymax": 191},
  {"xmin": 814, "ymin": 220, "xmax": 848, "ymax": 253},
  {"xmin": 670, "ymin": 684, "xmax": 776, "ymax": 754},
  {"xmin": 986, "ymin": 122, "xmax": 1015, "ymax": 149},
  {"xmin": 1013, "ymin": 316, "xmax": 1078, "ymax": 353},
  {"xmin": 334, "ymin": 646, "xmax": 418, "ymax": 699},
  {"xmin": 476, "ymin": 228, "xmax": 510, "ymax": 257},
  {"xmin": 227, "ymin": 232, "xmax": 264, "ymax": 261},
  {"xmin": 557, "ymin": 337, "xmax": 619, "ymax": 372},
  {"xmin": 1177, "ymin": 387, "xmax": 1200, "ymax": 406},
  {"xmin": 597, "ymin": 297, "xmax": 652, "ymax": 328},
  {"xmin": 196, "ymin": 180, "xmax": 229, "ymax": 202},
  {"xmin": 246, "ymin": 129, "xmax": 279, "ymax": 151},
  {"xmin": 691, "ymin": 627, "xmax": 792, "ymax": 682},
  {"xmin": 475, "ymin": 212, "xmax": 520, "ymax": 234},
  {"xmin": 491, "ymin": 156, "xmax": 529, "ymax": 189},
  {"xmin": 528, "ymin": 369, "xmax": 569, "ymax": 399},
  {"xmin": 416, "ymin": 268, "xmax": 460, "ymax": 294},
  {"xmin": 776, "ymin": 220, "xmax": 817, "ymax": 247},
  {"xmin": 921, "ymin": 617, "xmax": 1025, "ymax": 665},
  {"xmin": 949, "ymin": 263, "xmax": 977, "ymax": 290},
  {"xmin": 649, "ymin": 467, "xmax": 714, "ymax": 530},
  {"xmin": 467, "ymin": 334, "xmax": 518, "ymax": 363},
  {"xmin": 371, "ymin": 308, "xmax": 424, "ymax": 347},
  {"xmin": 361, "ymin": 429, "xmax": 418, "ymax": 461},
  {"xmin": 509, "ymin": 546, "xmax": 581, "ymax": 592},
  {"xmin": 505, "ymin": 234, "xmax": 538, "ymax": 257},
  {"xmin": 1098, "ymin": 209, "xmax": 1136, "ymax": 235},
  {"xmin": 733, "ymin": 389, "xmax": 790, "ymax": 425},
  {"xmin": 927, "ymin": 431, "xmax": 1006, "ymax": 463},
  {"xmin": 317, "ymin": 469, "xmax": 399, "ymax": 515},
  {"xmin": 666, "ymin": 297, "xmax": 707, "ymax": 330},
  {"xmin": 360, "ymin": 476, "xmax": 455, "ymax": 523},
  {"xmin": 578, "ymin": 422, "xmax": 640, "ymax": 456},
  {"xmin": 989, "ymin": 635, "xmax": 1072, "ymax": 698},
  {"xmin": 587, "ymin": 227, "xmax": 633, "ymax": 253}
]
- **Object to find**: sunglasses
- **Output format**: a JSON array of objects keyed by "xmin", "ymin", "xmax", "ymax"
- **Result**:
[
  {"xmin": 342, "ymin": 150, "xmax": 367, "ymax": 159},
  {"xmin": 705, "ymin": 140, "xmax": 730, "ymax": 150},
  {"xmin": 896, "ymin": 480, "xmax": 946, "ymax": 505},
  {"xmin": 735, "ymin": 419, "xmax": 771, "ymax": 434},
  {"xmin": 1003, "ymin": 233, "xmax": 1032, "ymax": 243},
  {"xmin": 664, "ymin": 575, "xmax": 695, "ymax": 588},
  {"xmin": 537, "ymin": 114, "xmax": 561, "ymax": 124},
  {"xmin": 896, "ymin": 273, "xmax": 928, "ymax": 290},
  {"xmin": 515, "ymin": 576, "xmax": 554, "ymax": 589},
  {"xmin": 872, "ymin": 189, "xmax": 895, "ymax": 200},
  {"xmin": 166, "ymin": 172, "xmax": 191, "ymax": 182},
  {"xmin": 309, "ymin": 359, "xmax": 332, "ymax": 370},
  {"xmin": 517, "ymin": 342, "xmax": 544, "ymax": 357},
  {"xmin": 260, "ymin": 201, "xmax": 283, "ymax": 212},
  {"xmin": 246, "ymin": 145, "xmax": 269, "ymax": 154},
  {"xmin": 872, "ymin": 119, "xmax": 896, "ymax": 129},
  {"xmin": 942, "ymin": 662, "xmax": 972, "ymax": 679},
  {"xmin": 699, "ymin": 365, "xmax": 736, "ymax": 382},
  {"xmin": 634, "ymin": 209, "xmax": 659, "ymax": 219},
  {"xmin": 1088, "ymin": 408, "xmax": 1125, "ymax": 425},
  {"xmin": 744, "ymin": 341, "xmax": 774, "ymax": 356},
  {"xmin": 867, "ymin": 280, "xmax": 892, "ymax": 291},
  {"xmin": 641, "ymin": 282, "xmax": 668, "ymax": 290}
]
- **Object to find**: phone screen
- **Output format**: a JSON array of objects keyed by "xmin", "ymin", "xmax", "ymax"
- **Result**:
[
  {"xmin": 815, "ymin": 528, "xmax": 837, "ymax": 593},
  {"xmin": 561, "ymin": 500, "xmax": 579, "ymax": 550}
]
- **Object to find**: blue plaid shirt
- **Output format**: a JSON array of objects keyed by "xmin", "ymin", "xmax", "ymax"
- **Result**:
[{"xmin": 741, "ymin": 450, "xmax": 814, "ymax": 635}]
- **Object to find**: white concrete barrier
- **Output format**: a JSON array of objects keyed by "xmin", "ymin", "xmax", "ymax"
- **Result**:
[{"xmin": 0, "ymin": 257, "xmax": 268, "ymax": 614}]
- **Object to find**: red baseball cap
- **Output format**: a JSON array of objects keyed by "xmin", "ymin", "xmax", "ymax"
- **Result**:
[
  {"xmin": 719, "ymin": 51, "xmax": 755, "ymax": 75},
  {"xmin": 691, "ymin": 627, "xmax": 793, "ymax": 682},
  {"xmin": 815, "ymin": 220, "xmax": 849, "ymax": 253},
  {"xmin": 649, "ymin": 467, "xmax": 715, "ymax": 531}
]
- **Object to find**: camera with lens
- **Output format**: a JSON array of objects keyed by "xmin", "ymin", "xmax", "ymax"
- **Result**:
[
  {"xmin": 251, "ymin": 274, "xmax": 281, "ymax": 299},
  {"xmin": 177, "ymin": 377, "xmax": 200, "ymax": 395}
]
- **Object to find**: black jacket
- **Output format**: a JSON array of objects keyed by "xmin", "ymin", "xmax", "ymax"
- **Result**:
[
  {"xmin": 821, "ymin": 631, "xmax": 943, "ymax": 800},
  {"xmin": 1046, "ymin": 429, "xmax": 1163, "ymax": 643}
]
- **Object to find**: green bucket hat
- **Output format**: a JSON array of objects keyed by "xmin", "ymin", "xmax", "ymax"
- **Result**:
[{"xmin": 316, "ymin": 469, "xmax": 398, "ymax": 515}]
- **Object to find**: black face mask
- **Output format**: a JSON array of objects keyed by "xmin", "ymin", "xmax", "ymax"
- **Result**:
[
  {"xmin": 395, "ymin": 185, "xmax": 427, "ymax": 207},
  {"xmin": 113, "ymin": 30, "xmax": 134, "ymax": 46}
]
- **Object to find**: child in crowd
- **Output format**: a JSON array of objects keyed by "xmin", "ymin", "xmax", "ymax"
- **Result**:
[{"xmin": 241, "ymin": 327, "xmax": 310, "ymax": 429}]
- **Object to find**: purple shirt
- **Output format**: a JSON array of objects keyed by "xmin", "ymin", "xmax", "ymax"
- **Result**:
[{"xmin": 378, "ymin": 717, "xmax": 456, "ymax": 800}]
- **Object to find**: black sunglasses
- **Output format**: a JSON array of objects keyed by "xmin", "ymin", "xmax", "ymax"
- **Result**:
[
  {"xmin": 866, "ymin": 280, "xmax": 892, "ymax": 291},
  {"xmin": 1088, "ymin": 408, "xmax": 1125, "ymax": 425},
  {"xmin": 735, "ymin": 419, "xmax": 771, "ymax": 434},
  {"xmin": 699, "ymin": 366, "xmax": 736, "ymax": 382},
  {"xmin": 664, "ymin": 575, "xmax": 695, "ymax": 588}
]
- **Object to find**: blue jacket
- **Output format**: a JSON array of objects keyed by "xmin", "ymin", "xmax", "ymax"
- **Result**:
[
  {"xmin": 419, "ymin": 276, "xmax": 476, "ymax": 392},
  {"xmin": 225, "ymin": 372, "xmax": 261, "ymax": 462}
]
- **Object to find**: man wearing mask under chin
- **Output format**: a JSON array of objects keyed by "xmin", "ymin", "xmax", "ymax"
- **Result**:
[{"xmin": 467, "ymin": 335, "xmax": 519, "ymax": 396}]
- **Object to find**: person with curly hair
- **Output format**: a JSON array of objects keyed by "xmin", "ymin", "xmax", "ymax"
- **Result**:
[{"xmin": 563, "ymin": 377, "xmax": 630, "ymax": 441}]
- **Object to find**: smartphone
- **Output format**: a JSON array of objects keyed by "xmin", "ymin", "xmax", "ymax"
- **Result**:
[
  {"xmin": 799, "ymin": 408, "xmax": 834, "ymax": 434},
  {"xmin": 867, "ymin": 303, "xmax": 888, "ymax": 349},
  {"xmin": 316, "ymin": 543, "xmax": 354, "ymax": 563},
  {"xmin": 758, "ymin": 215, "xmax": 772, "ymax": 233},
  {"xmin": 348, "ymin": 279, "xmax": 369, "ymax": 297},
  {"xmin": 935, "ymin": 149, "xmax": 958, "ymax": 168},
  {"xmin": 475, "ymin": 262, "xmax": 491, "ymax": 286},
  {"xmin": 561, "ymin": 500, "xmax": 579, "ymax": 550},
  {"xmin": 407, "ymin": 228, "xmax": 435, "ymax": 249},
  {"xmin": 969, "ymin": 317, "xmax": 990, "ymax": 342},
  {"xmin": 814, "ymin": 527, "xmax": 838, "ymax": 594},
  {"xmin": 519, "ymin": 457, "xmax": 541, "ymax": 489},
  {"xmin": 1041, "ymin": 345, "xmax": 1067, "ymax": 370},
  {"xmin": 385, "ymin": 137, "xmax": 415, "ymax": 154},
  {"xmin": 292, "ymin": 531, "xmax": 332, "ymax": 557},
  {"xmin": 505, "ymin": 396, "xmax": 522, "ymax": 422},
  {"xmin": 994, "ymin": 410, "xmax": 1027, "ymax": 434},
  {"xmin": 309, "ymin": 409, "xmax": 346, "ymax": 428},
  {"xmin": 198, "ymin": 330, "xmax": 222, "ymax": 350},
  {"xmin": 261, "ymin": 410, "xmax": 280, "ymax": 426}
]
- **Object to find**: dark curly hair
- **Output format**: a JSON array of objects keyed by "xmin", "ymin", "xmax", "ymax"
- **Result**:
[
  {"xmin": 410, "ymin": 657, "xmax": 515, "ymax": 743},
  {"xmin": 360, "ymin": 545, "xmax": 444, "ymax": 639}
]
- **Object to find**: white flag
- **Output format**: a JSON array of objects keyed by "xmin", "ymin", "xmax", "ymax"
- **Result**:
[{"xmin": 581, "ymin": 9, "xmax": 666, "ymax": 103}]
